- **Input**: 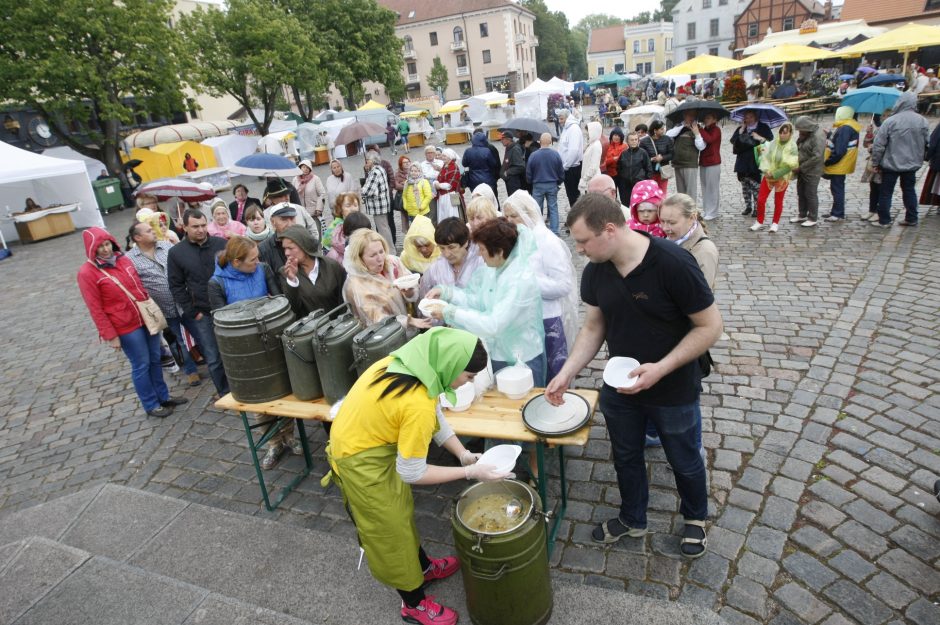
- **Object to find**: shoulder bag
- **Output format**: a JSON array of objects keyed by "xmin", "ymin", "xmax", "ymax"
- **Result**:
[
  {"xmin": 94, "ymin": 264, "xmax": 167, "ymax": 335},
  {"xmin": 650, "ymin": 137, "xmax": 674, "ymax": 179}
]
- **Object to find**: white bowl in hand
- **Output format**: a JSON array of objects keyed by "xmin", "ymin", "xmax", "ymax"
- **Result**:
[
  {"xmin": 437, "ymin": 182, "xmax": 452, "ymax": 191},
  {"xmin": 478, "ymin": 444, "xmax": 522, "ymax": 473},
  {"xmin": 394, "ymin": 274, "xmax": 420, "ymax": 289},
  {"xmin": 418, "ymin": 298, "xmax": 447, "ymax": 316},
  {"xmin": 440, "ymin": 382, "xmax": 475, "ymax": 411},
  {"xmin": 603, "ymin": 357, "xmax": 641, "ymax": 389}
]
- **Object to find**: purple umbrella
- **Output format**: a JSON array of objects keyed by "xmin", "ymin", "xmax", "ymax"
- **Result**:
[
  {"xmin": 856, "ymin": 66, "xmax": 878, "ymax": 75},
  {"xmin": 730, "ymin": 103, "xmax": 788, "ymax": 128}
]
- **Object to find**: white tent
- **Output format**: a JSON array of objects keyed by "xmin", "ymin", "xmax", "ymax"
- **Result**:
[
  {"xmin": 545, "ymin": 76, "xmax": 575, "ymax": 94},
  {"xmin": 0, "ymin": 141, "xmax": 104, "ymax": 243},
  {"xmin": 259, "ymin": 130, "xmax": 298, "ymax": 157},
  {"xmin": 515, "ymin": 80, "xmax": 565, "ymax": 120},
  {"xmin": 466, "ymin": 92, "xmax": 511, "ymax": 123},
  {"xmin": 201, "ymin": 134, "xmax": 258, "ymax": 167},
  {"xmin": 41, "ymin": 146, "xmax": 108, "ymax": 182},
  {"xmin": 312, "ymin": 117, "xmax": 357, "ymax": 159}
]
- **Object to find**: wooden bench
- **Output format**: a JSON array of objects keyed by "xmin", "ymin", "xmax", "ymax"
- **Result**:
[{"xmin": 216, "ymin": 388, "xmax": 598, "ymax": 552}]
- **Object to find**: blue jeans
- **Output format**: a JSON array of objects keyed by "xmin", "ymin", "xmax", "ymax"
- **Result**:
[
  {"xmin": 185, "ymin": 313, "xmax": 229, "ymax": 395},
  {"xmin": 829, "ymin": 174, "xmax": 845, "ymax": 218},
  {"xmin": 492, "ymin": 353, "xmax": 547, "ymax": 388},
  {"xmin": 878, "ymin": 169, "xmax": 918, "ymax": 224},
  {"xmin": 166, "ymin": 316, "xmax": 198, "ymax": 375},
  {"xmin": 600, "ymin": 387, "xmax": 708, "ymax": 528},
  {"xmin": 531, "ymin": 182, "xmax": 560, "ymax": 234},
  {"xmin": 119, "ymin": 327, "xmax": 170, "ymax": 412}
]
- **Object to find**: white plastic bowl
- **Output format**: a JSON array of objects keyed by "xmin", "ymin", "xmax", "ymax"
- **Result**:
[
  {"xmin": 437, "ymin": 182, "xmax": 452, "ymax": 191},
  {"xmin": 440, "ymin": 382, "xmax": 475, "ymax": 412},
  {"xmin": 603, "ymin": 357, "xmax": 641, "ymax": 389},
  {"xmin": 418, "ymin": 298, "xmax": 447, "ymax": 316},
  {"xmin": 394, "ymin": 274, "xmax": 420, "ymax": 289},
  {"xmin": 478, "ymin": 444, "xmax": 522, "ymax": 473},
  {"xmin": 495, "ymin": 365, "xmax": 534, "ymax": 399}
]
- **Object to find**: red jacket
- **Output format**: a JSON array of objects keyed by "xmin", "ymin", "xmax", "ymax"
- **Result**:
[
  {"xmin": 77, "ymin": 227, "xmax": 149, "ymax": 340},
  {"xmin": 699, "ymin": 124, "xmax": 722, "ymax": 167},
  {"xmin": 604, "ymin": 142, "xmax": 627, "ymax": 177}
]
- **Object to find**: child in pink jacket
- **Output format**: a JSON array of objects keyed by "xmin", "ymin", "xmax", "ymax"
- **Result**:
[{"xmin": 628, "ymin": 180, "xmax": 666, "ymax": 238}]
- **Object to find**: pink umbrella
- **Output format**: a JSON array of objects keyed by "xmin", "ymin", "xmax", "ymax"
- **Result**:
[{"xmin": 134, "ymin": 178, "xmax": 216, "ymax": 202}]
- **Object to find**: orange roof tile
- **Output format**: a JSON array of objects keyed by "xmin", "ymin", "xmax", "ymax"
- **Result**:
[
  {"xmin": 378, "ymin": 0, "xmax": 533, "ymax": 26},
  {"xmin": 588, "ymin": 25, "xmax": 626, "ymax": 54},
  {"xmin": 840, "ymin": 0, "xmax": 940, "ymax": 25}
]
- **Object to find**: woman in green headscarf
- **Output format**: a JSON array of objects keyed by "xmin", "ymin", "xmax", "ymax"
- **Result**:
[{"xmin": 326, "ymin": 327, "xmax": 508, "ymax": 625}]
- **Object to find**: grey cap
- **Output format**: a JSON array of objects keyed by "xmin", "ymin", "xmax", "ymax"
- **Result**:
[{"xmin": 269, "ymin": 202, "xmax": 299, "ymax": 218}]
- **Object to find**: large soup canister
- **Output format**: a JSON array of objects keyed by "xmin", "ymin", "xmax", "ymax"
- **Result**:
[
  {"xmin": 281, "ymin": 310, "xmax": 328, "ymax": 400},
  {"xmin": 213, "ymin": 295, "xmax": 296, "ymax": 403},
  {"xmin": 452, "ymin": 480, "xmax": 552, "ymax": 625},
  {"xmin": 311, "ymin": 303, "xmax": 362, "ymax": 404},
  {"xmin": 351, "ymin": 316, "xmax": 407, "ymax": 376}
]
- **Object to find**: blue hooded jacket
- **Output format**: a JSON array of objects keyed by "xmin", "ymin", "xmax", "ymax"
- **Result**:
[{"xmin": 461, "ymin": 132, "xmax": 500, "ymax": 190}]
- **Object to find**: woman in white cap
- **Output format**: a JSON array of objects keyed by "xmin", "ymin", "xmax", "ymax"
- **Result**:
[{"xmin": 293, "ymin": 159, "xmax": 327, "ymax": 229}]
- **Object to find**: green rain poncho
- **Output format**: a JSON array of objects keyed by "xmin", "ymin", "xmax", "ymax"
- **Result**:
[{"xmin": 759, "ymin": 128, "xmax": 799, "ymax": 185}]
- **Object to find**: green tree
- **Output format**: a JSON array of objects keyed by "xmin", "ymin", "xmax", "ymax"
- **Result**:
[
  {"xmin": 522, "ymin": 0, "xmax": 571, "ymax": 79},
  {"xmin": 573, "ymin": 13, "xmax": 627, "ymax": 36},
  {"xmin": 655, "ymin": 0, "xmax": 681, "ymax": 21},
  {"xmin": 277, "ymin": 0, "xmax": 403, "ymax": 110},
  {"xmin": 0, "ymin": 0, "xmax": 186, "ymax": 174},
  {"xmin": 427, "ymin": 57, "xmax": 449, "ymax": 101},
  {"xmin": 567, "ymin": 32, "xmax": 588, "ymax": 80},
  {"xmin": 178, "ymin": 0, "xmax": 319, "ymax": 135}
]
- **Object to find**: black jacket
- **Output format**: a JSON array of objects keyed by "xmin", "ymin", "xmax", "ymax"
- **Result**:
[
  {"xmin": 228, "ymin": 198, "xmax": 261, "ymax": 223},
  {"xmin": 501, "ymin": 142, "xmax": 526, "ymax": 180},
  {"xmin": 167, "ymin": 235, "xmax": 228, "ymax": 318},
  {"xmin": 462, "ymin": 133, "xmax": 500, "ymax": 190},
  {"xmin": 639, "ymin": 134, "xmax": 674, "ymax": 166},
  {"xmin": 616, "ymin": 147, "xmax": 653, "ymax": 184},
  {"xmin": 257, "ymin": 234, "xmax": 287, "ymax": 276},
  {"xmin": 731, "ymin": 122, "xmax": 774, "ymax": 176}
]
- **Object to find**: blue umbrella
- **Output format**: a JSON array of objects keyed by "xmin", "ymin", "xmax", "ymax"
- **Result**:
[
  {"xmin": 730, "ymin": 103, "xmax": 788, "ymax": 128},
  {"xmin": 229, "ymin": 153, "xmax": 301, "ymax": 177},
  {"xmin": 839, "ymin": 74, "xmax": 855, "ymax": 81},
  {"xmin": 840, "ymin": 87, "xmax": 902, "ymax": 115},
  {"xmin": 860, "ymin": 73, "xmax": 906, "ymax": 88}
]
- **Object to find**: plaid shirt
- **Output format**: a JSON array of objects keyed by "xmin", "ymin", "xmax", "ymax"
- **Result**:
[
  {"xmin": 361, "ymin": 164, "xmax": 390, "ymax": 215},
  {"xmin": 127, "ymin": 242, "xmax": 178, "ymax": 318}
]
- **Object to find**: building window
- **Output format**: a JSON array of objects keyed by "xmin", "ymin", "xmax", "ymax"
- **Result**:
[
  {"xmin": 748, "ymin": 23, "xmax": 758, "ymax": 38},
  {"xmin": 687, "ymin": 23, "xmax": 696, "ymax": 40},
  {"xmin": 709, "ymin": 47, "xmax": 719, "ymax": 56},
  {"xmin": 453, "ymin": 26, "xmax": 463, "ymax": 42},
  {"xmin": 719, "ymin": 0, "xmax": 727, "ymax": 4},
  {"xmin": 703, "ymin": 0, "xmax": 711, "ymax": 7},
  {"xmin": 666, "ymin": 60, "xmax": 673, "ymax": 69},
  {"xmin": 927, "ymin": 0, "xmax": 940, "ymax": 8},
  {"xmin": 637, "ymin": 64, "xmax": 643, "ymax": 74},
  {"xmin": 484, "ymin": 75, "xmax": 509, "ymax": 92},
  {"xmin": 648, "ymin": 38, "xmax": 655, "ymax": 52},
  {"xmin": 782, "ymin": 17, "xmax": 795, "ymax": 31},
  {"xmin": 687, "ymin": 49, "xmax": 697, "ymax": 60},
  {"xmin": 482, "ymin": 49, "xmax": 491, "ymax": 64},
  {"xmin": 614, "ymin": 63, "xmax": 625, "ymax": 73},
  {"xmin": 480, "ymin": 22, "xmax": 489, "ymax": 37},
  {"xmin": 644, "ymin": 62, "xmax": 652, "ymax": 74},
  {"xmin": 710, "ymin": 18, "xmax": 719, "ymax": 37},
  {"xmin": 407, "ymin": 62, "xmax": 417, "ymax": 75},
  {"xmin": 634, "ymin": 40, "xmax": 640, "ymax": 54},
  {"xmin": 403, "ymin": 35, "xmax": 413, "ymax": 52},
  {"xmin": 430, "ymin": 32, "xmax": 438, "ymax": 46},
  {"xmin": 666, "ymin": 38, "xmax": 672, "ymax": 51},
  {"xmin": 597, "ymin": 65, "xmax": 605, "ymax": 75},
  {"xmin": 459, "ymin": 80, "xmax": 472, "ymax": 96},
  {"xmin": 457, "ymin": 54, "xmax": 467, "ymax": 68}
]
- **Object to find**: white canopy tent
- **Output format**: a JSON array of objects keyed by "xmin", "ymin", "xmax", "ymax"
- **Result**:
[
  {"xmin": 201, "ymin": 134, "xmax": 258, "ymax": 167},
  {"xmin": 0, "ymin": 141, "xmax": 104, "ymax": 243},
  {"xmin": 545, "ymin": 76, "xmax": 575, "ymax": 94},
  {"xmin": 41, "ymin": 146, "xmax": 108, "ymax": 181},
  {"xmin": 515, "ymin": 80, "xmax": 564, "ymax": 120},
  {"xmin": 466, "ymin": 92, "xmax": 511, "ymax": 123}
]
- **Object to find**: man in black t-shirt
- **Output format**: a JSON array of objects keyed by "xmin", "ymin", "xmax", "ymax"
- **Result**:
[{"xmin": 545, "ymin": 193, "xmax": 722, "ymax": 559}]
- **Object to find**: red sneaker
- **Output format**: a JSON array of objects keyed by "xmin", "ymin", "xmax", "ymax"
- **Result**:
[
  {"xmin": 401, "ymin": 596, "xmax": 458, "ymax": 625},
  {"xmin": 423, "ymin": 556, "xmax": 460, "ymax": 583}
]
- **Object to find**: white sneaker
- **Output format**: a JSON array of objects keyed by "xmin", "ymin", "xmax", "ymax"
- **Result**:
[
  {"xmin": 789, "ymin": 216, "xmax": 804, "ymax": 223},
  {"xmin": 801, "ymin": 220, "xmax": 817, "ymax": 227},
  {"xmin": 749, "ymin": 221, "xmax": 763, "ymax": 231},
  {"xmin": 824, "ymin": 215, "xmax": 844, "ymax": 222},
  {"xmin": 769, "ymin": 223, "xmax": 779, "ymax": 233},
  {"xmin": 866, "ymin": 213, "xmax": 880, "ymax": 222}
]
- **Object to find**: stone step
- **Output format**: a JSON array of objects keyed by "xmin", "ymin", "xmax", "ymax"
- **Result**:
[
  {"xmin": 0, "ymin": 536, "xmax": 313, "ymax": 625},
  {"xmin": 0, "ymin": 484, "xmax": 727, "ymax": 625}
]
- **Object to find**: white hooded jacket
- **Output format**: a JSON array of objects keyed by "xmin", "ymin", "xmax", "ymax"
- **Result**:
[
  {"xmin": 579, "ymin": 122, "xmax": 603, "ymax": 190},
  {"xmin": 557, "ymin": 114, "xmax": 584, "ymax": 169}
]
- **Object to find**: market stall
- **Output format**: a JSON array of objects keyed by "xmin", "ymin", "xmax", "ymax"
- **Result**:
[
  {"xmin": 201, "ymin": 134, "xmax": 258, "ymax": 168},
  {"xmin": 399, "ymin": 110, "xmax": 433, "ymax": 147},
  {"xmin": 0, "ymin": 141, "xmax": 103, "ymax": 244}
]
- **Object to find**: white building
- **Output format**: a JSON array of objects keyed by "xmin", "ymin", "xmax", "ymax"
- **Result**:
[{"xmin": 671, "ymin": 0, "xmax": 748, "ymax": 62}]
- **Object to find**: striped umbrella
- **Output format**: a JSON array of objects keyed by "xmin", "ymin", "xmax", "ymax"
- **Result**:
[{"xmin": 134, "ymin": 178, "xmax": 217, "ymax": 202}]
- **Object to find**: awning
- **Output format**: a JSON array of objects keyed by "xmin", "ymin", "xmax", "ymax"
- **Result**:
[
  {"xmin": 400, "ymin": 110, "xmax": 430, "ymax": 119},
  {"xmin": 438, "ymin": 100, "xmax": 469, "ymax": 115},
  {"xmin": 736, "ymin": 44, "xmax": 835, "ymax": 67},
  {"xmin": 486, "ymin": 99, "xmax": 513, "ymax": 107},
  {"xmin": 742, "ymin": 19, "xmax": 886, "ymax": 56},
  {"xmin": 124, "ymin": 121, "xmax": 238, "ymax": 149},
  {"xmin": 659, "ymin": 55, "xmax": 740, "ymax": 77},
  {"xmin": 357, "ymin": 100, "xmax": 387, "ymax": 111},
  {"xmin": 588, "ymin": 73, "xmax": 635, "ymax": 89},
  {"xmin": 838, "ymin": 22, "xmax": 940, "ymax": 56}
]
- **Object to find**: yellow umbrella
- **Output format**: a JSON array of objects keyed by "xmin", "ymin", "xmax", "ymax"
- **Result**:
[
  {"xmin": 838, "ymin": 22, "xmax": 940, "ymax": 56},
  {"xmin": 735, "ymin": 44, "xmax": 834, "ymax": 67},
  {"xmin": 357, "ymin": 100, "xmax": 387, "ymax": 111},
  {"xmin": 659, "ymin": 54, "xmax": 741, "ymax": 77}
]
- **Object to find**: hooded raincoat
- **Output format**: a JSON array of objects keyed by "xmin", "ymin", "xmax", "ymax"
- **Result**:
[
  {"xmin": 579, "ymin": 122, "xmax": 603, "ymax": 190},
  {"xmin": 343, "ymin": 246, "xmax": 419, "ymax": 338},
  {"xmin": 627, "ymin": 180, "xmax": 666, "ymax": 238},
  {"xmin": 327, "ymin": 328, "xmax": 478, "ymax": 590},
  {"xmin": 824, "ymin": 106, "xmax": 861, "ymax": 176},
  {"xmin": 462, "ymin": 132, "xmax": 500, "ymax": 190},
  {"xmin": 438, "ymin": 225, "xmax": 544, "ymax": 367},
  {"xmin": 400, "ymin": 216, "xmax": 440, "ymax": 275},
  {"xmin": 759, "ymin": 129, "xmax": 799, "ymax": 191},
  {"xmin": 871, "ymin": 92, "xmax": 929, "ymax": 173}
]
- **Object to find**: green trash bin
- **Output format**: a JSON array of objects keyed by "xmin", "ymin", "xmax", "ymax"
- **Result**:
[{"xmin": 92, "ymin": 177, "xmax": 124, "ymax": 215}]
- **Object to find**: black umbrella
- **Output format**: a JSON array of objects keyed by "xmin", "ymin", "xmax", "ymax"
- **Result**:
[
  {"xmin": 124, "ymin": 159, "xmax": 143, "ymax": 169},
  {"xmin": 665, "ymin": 99, "xmax": 730, "ymax": 123},
  {"xmin": 500, "ymin": 117, "xmax": 555, "ymax": 138}
]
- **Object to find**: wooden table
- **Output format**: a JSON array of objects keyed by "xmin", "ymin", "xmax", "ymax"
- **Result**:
[
  {"xmin": 13, "ymin": 203, "xmax": 78, "ymax": 243},
  {"xmin": 216, "ymin": 388, "xmax": 597, "ymax": 552}
]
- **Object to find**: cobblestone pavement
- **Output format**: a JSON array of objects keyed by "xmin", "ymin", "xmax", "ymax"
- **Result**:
[{"xmin": 1, "ymin": 115, "xmax": 939, "ymax": 624}]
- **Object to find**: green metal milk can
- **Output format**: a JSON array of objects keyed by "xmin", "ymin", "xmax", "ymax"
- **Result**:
[
  {"xmin": 281, "ymin": 310, "xmax": 328, "ymax": 401},
  {"xmin": 452, "ymin": 480, "xmax": 553, "ymax": 625},
  {"xmin": 351, "ymin": 316, "xmax": 408, "ymax": 376},
  {"xmin": 311, "ymin": 303, "xmax": 362, "ymax": 404},
  {"xmin": 213, "ymin": 295, "xmax": 296, "ymax": 403}
]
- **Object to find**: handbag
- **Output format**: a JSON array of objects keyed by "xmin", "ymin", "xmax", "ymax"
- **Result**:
[
  {"xmin": 95, "ymin": 264, "xmax": 167, "ymax": 335},
  {"xmin": 650, "ymin": 138, "xmax": 674, "ymax": 179}
]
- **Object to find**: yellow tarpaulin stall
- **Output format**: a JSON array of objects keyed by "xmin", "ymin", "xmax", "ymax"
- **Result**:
[
  {"xmin": 150, "ymin": 141, "xmax": 218, "ymax": 175},
  {"xmin": 735, "ymin": 44, "xmax": 834, "ymax": 67},
  {"xmin": 659, "ymin": 54, "xmax": 741, "ymax": 77},
  {"xmin": 124, "ymin": 148, "xmax": 175, "ymax": 183},
  {"xmin": 357, "ymin": 100, "xmax": 387, "ymax": 111}
]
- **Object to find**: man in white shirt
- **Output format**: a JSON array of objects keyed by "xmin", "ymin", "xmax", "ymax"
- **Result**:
[{"xmin": 557, "ymin": 109, "xmax": 584, "ymax": 208}]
